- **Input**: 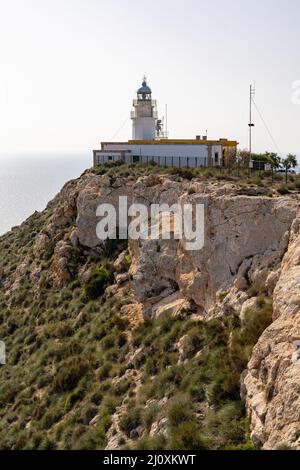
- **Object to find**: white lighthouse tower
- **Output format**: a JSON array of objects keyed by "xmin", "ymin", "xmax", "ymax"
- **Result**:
[{"xmin": 131, "ymin": 77, "xmax": 157, "ymax": 140}]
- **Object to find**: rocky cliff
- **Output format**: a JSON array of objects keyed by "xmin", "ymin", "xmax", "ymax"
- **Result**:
[
  {"xmin": 0, "ymin": 162, "xmax": 299, "ymax": 450},
  {"xmin": 242, "ymin": 217, "xmax": 300, "ymax": 449}
]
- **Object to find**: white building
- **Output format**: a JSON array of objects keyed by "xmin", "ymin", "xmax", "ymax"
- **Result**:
[{"xmin": 94, "ymin": 78, "xmax": 238, "ymax": 168}]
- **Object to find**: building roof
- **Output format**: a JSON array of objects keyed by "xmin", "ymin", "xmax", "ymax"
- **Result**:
[
  {"xmin": 95, "ymin": 149, "xmax": 131, "ymax": 153},
  {"xmin": 101, "ymin": 139, "xmax": 238, "ymax": 147}
]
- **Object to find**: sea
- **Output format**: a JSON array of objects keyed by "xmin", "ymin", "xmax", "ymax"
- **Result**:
[
  {"xmin": 0, "ymin": 154, "xmax": 89, "ymax": 236},
  {"xmin": 0, "ymin": 154, "xmax": 299, "ymax": 237}
]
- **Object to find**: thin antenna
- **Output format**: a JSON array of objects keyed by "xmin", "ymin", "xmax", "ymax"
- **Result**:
[
  {"xmin": 165, "ymin": 104, "xmax": 168, "ymax": 137},
  {"xmin": 252, "ymin": 98, "xmax": 282, "ymax": 157},
  {"xmin": 111, "ymin": 116, "xmax": 130, "ymax": 140},
  {"xmin": 249, "ymin": 83, "xmax": 255, "ymax": 158}
]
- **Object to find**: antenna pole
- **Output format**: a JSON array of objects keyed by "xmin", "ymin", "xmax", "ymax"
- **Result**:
[
  {"xmin": 249, "ymin": 83, "xmax": 255, "ymax": 159},
  {"xmin": 165, "ymin": 104, "xmax": 168, "ymax": 137}
]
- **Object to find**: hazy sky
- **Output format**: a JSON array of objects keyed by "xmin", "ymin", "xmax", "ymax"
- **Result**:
[{"xmin": 0, "ymin": 0, "xmax": 299, "ymax": 156}]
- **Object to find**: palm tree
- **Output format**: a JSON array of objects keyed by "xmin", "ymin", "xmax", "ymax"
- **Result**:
[
  {"xmin": 282, "ymin": 154, "xmax": 298, "ymax": 184},
  {"xmin": 265, "ymin": 152, "xmax": 281, "ymax": 169}
]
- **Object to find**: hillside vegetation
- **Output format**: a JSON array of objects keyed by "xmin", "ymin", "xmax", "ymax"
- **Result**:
[{"xmin": 0, "ymin": 162, "xmax": 297, "ymax": 449}]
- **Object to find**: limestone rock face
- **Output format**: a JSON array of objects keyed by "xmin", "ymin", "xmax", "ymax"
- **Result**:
[
  {"xmin": 243, "ymin": 216, "xmax": 300, "ymax": 449},
  {"xmin": 75, "ymin": 175, "xmax": 297, "ymax": 317},
  {"xmin": 51, "ymin": 240, "xmax": 73, "ymax": 288}
]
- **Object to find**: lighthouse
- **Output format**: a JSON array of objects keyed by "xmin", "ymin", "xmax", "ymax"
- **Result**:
[
  {"xmin": 131, "ymin": 77, "xmax": 157, "ymax": 140},
  {"xmin": 94, "ymin": 79, "xmax": 238, "ymax": 167}
]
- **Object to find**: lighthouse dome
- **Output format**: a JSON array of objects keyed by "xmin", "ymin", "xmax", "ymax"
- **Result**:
[
  {"xmin": 137, "ymin": 77, "xmax": 152, "ymax": 100},
  {"xmin": 137, "ymin": 80, "xmax": 152, "ymax": 95}
]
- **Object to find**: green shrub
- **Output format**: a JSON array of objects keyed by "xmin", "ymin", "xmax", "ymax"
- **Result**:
[
  {"xmin": 277, "ymin": 184, "xmax": 290, "ymax": 195},
  {"xmin": 195, "ymin": 168, "xmax": 210, "ymax": 178},
  {"xmin": 101, "ymin": 333, "xmax": 116, "ymax": 350},
  {"xmin": 246, "ymin": 176, "xmax": 263, "ymax": 186},
  {"xmin": 182, "ymin": 327, "xmax": 204, "ymax": 358},
  {"xmin": 135, "ymin": 434, "xmax": 166, "ymax": 450},
  {"xmin": 124, "ymin": 254, "xmax": 132, "ymax": 269},
  {"xmin": 39, "ymin": 437, "xmax": 56, "ymax": 450},
  {"xmin": 80, "ymin": 405, "xmax": 98, "ymax": 425},
  {"xmin": 90, "ymin": 390, "xmax": 103, "ymax": 406},
  {"xmin": 84, "ymin": 267, "xmax": 111, "ymax": 300},
  {"xmin": 159, "ymin": 315, "xmax": 177, "ymax": 334},
  {"xmin": 117, "ymin": 332, "xmax": 127, "ymax": 348},
  {"xmin": 102, "ymin": 395, "xmax": 120, "ymax": 415},
  {"xmin": 98, "ymin": 362, "xmax": 111, "ymax": 380},
  {"xmin": 150, "ymin": 366, "xmax": 184, "ymax": 399},
  {"xmin": 200, "ymin": 348, "xmax": 240, "ymax": 404},
  {"xmin": 181, "ymin": 366, "xmax": 206, "ymax": 401},
  {"xmin": 168, "ymin": 421, "xmax": 207, "ymax": 450},
  {"xmin": 27, "ymin": 432, "xmax": 45, "ymax": 450},
  {"xmin": 204, "ymin": 402, "xmax": 247, "ymax": 449},
  {"xmin": 119, "ymin": 404, "xmax": 142, "ymax": 437},
  {"xmin": 237, "ymin": 299, "xmax": 272, "ymax": 347},
  {"xmin": 170, "ymin": 167, "xmax": 195, "ymax": 180},
  {"xmin": 142, "ymin": 403, "xmax": 159, "ymax": 429},
  {"xmin": 230, "ymin": 298, "xmax": 272, "ymax": 374},
  {"xmin": 167, "ymin": 394, "xmax": 193, "ymax": 427},
  {"xmin": 145, "ymin": 357, "xmax": 158, "ymax": 376},
  {"xmin": 52, "ymin": 321, "xmax": 73, "ymax": 338},
  {"xmin": 73, "ymin": 426, "xmax": 106, "ymax": 450},
  {"xmin": 40, "ymin": 408, "xmax": 63, "ymax": 429},
  {"xmin": 218, "ymin": 291, "xmax": 229, "ymax": 302},
  {"xmin": 98, "ymin": 409, "xmax": 112, "ymax": 432},
  {"xmin": 114, "ymin": 378, "xmax": 132, "ymax": 396},
  {"xmin": 53, "ymin": 357, "xmax": 89, "ymax": 393},
  {"xmin": 203, "ymin": 319, "xmax": 226, "ymax": 345}
]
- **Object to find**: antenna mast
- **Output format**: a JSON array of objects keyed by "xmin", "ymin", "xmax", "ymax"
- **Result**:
[
  {"xmin": 249, "ymin": 83, "xmax": 255, "ymax": 158},
  {"xmin": 165, "ymin": 104, "xmax": 168, "ymax": 138}
]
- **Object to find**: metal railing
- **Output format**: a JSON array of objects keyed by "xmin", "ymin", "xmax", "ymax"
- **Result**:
[
  {"xmin": 127, "ymin": 155, "xmax": 208, "ymax": 168},
  {"xmin": 95, "ymin": 153, "xmax": 208, "ymax": 168},
  {"xmin": 132, "ymin": 99, "xmax": 157, "ymax": 106}
]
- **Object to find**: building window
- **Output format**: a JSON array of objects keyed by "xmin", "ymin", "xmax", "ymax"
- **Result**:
[
  {"xmin": 133, "ymin": 155, "xmax": 140, "ymax": 163},
  {"xmin": 108, "ymin": 156, "xmax": 113, "ymax": 161},
  {"xmin": 214, "ymin": 152, "xmax": 219, "ymax": 164}
]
